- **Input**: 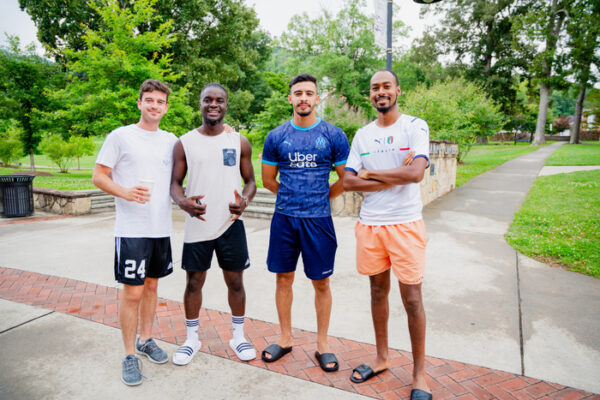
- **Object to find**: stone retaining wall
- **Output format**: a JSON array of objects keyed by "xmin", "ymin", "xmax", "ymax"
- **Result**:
[
  {"xmin": 331, "ymin": 140, "xmax": 458, "ymax": 217},
  {"xmin": 33, "ymin": 187, "xmax": 95, "ymax": 215}
]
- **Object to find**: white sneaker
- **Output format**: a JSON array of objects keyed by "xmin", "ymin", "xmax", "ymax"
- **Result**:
[{"xmin": 172, "ymin": 340, "xmax": 201, "ymax": 366}]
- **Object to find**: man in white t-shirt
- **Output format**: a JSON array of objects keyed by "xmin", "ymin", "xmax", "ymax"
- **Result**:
[
  {"xmin": 343, "ymin": 70, "xmax": 432, "ymax": 400},
  {"xmin": 92, "ymin": 79, "xmax": 177, "ymax": 386}
]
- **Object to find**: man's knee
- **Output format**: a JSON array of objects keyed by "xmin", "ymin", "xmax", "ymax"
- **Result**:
[
  {"xmin": 225, "ymin": 272, "xmax": 244, "ymax": 293},
  {"xmin": 402, "ymin": 290, "xmax": 424, "ymax": 315},
  {"xmin": 312, "ymin": 277, "xmax": 330, "ymax": 294},
  {"xmin": 370, "ymin": 284, "xmax": 389, "ymax": 303},
  {"xmin": 186, "ymin": 272, "xmax": 206, "ymax": 294},
  {"xmin": 122, "ymin": 285, "xmax": 144, "ymax": 304},
  {"xmin": 276, "ymin": 272, "xmax": 294, "ymax": 288},
  {"xmin": 144, "ymin": 277, "xmax": 158, "ymax": 292}
]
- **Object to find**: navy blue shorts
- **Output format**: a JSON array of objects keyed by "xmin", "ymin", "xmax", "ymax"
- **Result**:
[
  {"xmin": 266, "ymin": 213, "xmax": 337, "ymax": 281},
  {"xmin": 114, "ymin": 237, "xmax": 173, "ymax": 285}
]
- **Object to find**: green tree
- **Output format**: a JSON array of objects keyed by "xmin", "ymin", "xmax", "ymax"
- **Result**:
[
  {"xmin": 0, "ymin": 36, "xmax": 65, "ymax": 170},
  {"xmin": 279, "ymin": 0, "xmax": 406, "ymax": 116},
  {"xmin": 251, "ymin": 92, "xmax": 292, "ymax": 145},
  {"xmin": 323, "ymin": 96, "xmax": 369, "ymax": 144},
  {"xmin": 0, "ymin": 120, "xmax": 24, "ymax": 167},
  {"xmin": 18, "ymin": 0, "xmax": 101, "ymax": 63},
  {"xmin": 20, "ymin": 0, "xmax": 272, "ymax": 124},
  {"xmin": 46, "ymin": 0, "xmax": 194, "ymax": 137},
  {"xmin": 513, "ymin": 0, "xmax": 570, "ymax": 145},
  {"xmin": 421, "ymin": 0, "xmax": 530, "ymax": 115},
  {"xmin": 39, "ymin": 133, "xmax": 77, "ymax": 173},
  {"xmin": 402, "ymin": 79, "xmax": 505, "ymax": 161},
  {"xmin": 70, "ymin": 136, "xmax": 95, "ymax": 170},
  {"xmin": 564, "ymin": 0, "xmax": 600, "ymax": 144}
]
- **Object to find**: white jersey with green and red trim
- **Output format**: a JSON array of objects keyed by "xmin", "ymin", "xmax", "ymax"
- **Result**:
[{"xmin": 345, "ymin": 114, "xmax": 430, "ymax": 225}]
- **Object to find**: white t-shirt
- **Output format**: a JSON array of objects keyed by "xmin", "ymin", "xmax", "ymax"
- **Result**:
[
  {"xmin": 180, "ymin": 129, "xmax": 243, "ymax": 242},
  {"xmin": 96, "ymin": 124, "xmax": 178, "ymax": 237},
  {"xmin": 345, "ymin": 114, "xmax": 430, "ymax": 225}
]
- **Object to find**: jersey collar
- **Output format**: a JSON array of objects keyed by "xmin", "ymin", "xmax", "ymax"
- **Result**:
[{"xmin": 290, "ymin": 118, "xmax": 321, "ymax": 131}]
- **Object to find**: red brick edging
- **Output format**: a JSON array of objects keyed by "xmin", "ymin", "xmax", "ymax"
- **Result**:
[{"xmin": 0, "ymin": 267, "xmax": 597, "ymax": 400}]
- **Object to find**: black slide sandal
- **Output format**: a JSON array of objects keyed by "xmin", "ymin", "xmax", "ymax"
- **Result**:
[{"xmin": 261, "ymin": 344, "xmax": 292, "ymax": 363}]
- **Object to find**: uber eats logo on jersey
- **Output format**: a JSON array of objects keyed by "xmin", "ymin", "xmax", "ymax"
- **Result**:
[{"xmin": 288, "ymin": 152, "xmax": 318, "ymax": 168}]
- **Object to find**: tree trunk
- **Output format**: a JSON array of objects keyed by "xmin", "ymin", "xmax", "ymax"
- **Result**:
[
  {"xmin": 570, "ymin": 84, "xmax": 586, "ymax": 144},
  {"xmin": 29, "ymin": 148, "xmax": 35, "ymax": 171},
  {"xmin": 533, "ymin": 82, "xmax": 550, "ymax": 145}
]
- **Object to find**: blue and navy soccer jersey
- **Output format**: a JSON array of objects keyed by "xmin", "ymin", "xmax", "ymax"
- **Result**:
[{"xmin": 262, "ymin": 118, "xmax": 349, "ymax": 218}]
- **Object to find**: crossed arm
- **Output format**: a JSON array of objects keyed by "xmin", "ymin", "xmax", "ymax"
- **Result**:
[{"xmin": 343, "ymin": 151, "xmax": 427, "ymax": 192}]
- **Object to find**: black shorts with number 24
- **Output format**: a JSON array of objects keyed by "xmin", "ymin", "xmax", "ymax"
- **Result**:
[{"xmin": 114, "ymin": 237, "xmax": 173, "ymax": 285}]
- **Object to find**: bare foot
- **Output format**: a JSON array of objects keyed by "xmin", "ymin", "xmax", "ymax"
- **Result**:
[
  {"xmin": 351, "ymin": 357, "xmax": 390, "ymax": 381},
  {"xmin": 316, "ymin": 342, "xmax": 335, "ymax": 369},
  {"xmin": 262, "ymin": 338, "xmax": 292, "ymax": 361},
  {"xmin": 412, "ymin": 371, "xmax": 430, "ymax": 393}
]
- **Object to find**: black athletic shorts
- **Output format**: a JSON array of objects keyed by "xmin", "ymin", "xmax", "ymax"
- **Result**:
[
  {"xmin": 182, "ymin": 220, "xmax": 250, "ymax": 272},
  {"xmin": 114, "ymin": 237, "xmax": 173, "ymax": 285}
]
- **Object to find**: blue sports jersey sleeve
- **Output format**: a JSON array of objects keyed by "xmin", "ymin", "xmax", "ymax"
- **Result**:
[
  {"xmin": 331, "ymin": 127, "xmax": 350, "ymax": 166},
  {"xmin": 262, "ymin": 129, "xmax": 279, "ymax": 165}
]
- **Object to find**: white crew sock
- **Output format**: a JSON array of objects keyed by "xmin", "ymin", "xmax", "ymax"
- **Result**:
[
  {"xmin": 232, "ymin": 315, "xmax": 245, "ymax": 343},
  {"xmin": 185, "ymin": 318, "xmax": 199, "ymax": 344}
]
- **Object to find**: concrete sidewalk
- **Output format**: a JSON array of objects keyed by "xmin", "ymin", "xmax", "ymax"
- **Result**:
[{"xmin": 1, "ymin": 141, "xmax": 599, "ymax": 398}]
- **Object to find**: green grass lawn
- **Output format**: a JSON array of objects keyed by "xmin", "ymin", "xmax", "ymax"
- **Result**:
[
  {"xmin": 0, "ymin": 167, "xmax": 97, "ymax": 190},
  {"xmin": 545, "ymin": 142, "xmax": 600, "ymax": 166},
  {"xmin": 505, "ymin": 170, "xmax": 600, "ymax": 278},
  {"xmin": 456, "ymin": 143, "xmax": 547, "ymax": 187},
  {"xmin": 17, "ymin": 136, "xmax": 105, "ymax": 170}
]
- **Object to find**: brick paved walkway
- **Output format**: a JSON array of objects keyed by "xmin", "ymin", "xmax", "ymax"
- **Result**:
[{"xmin": 1, "ymin": 266, "xmax": 598, "ymax": 400}]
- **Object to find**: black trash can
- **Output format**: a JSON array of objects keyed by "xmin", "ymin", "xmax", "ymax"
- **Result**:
[{"xmin": 0, "ymin": 175, "xmax": 35, "ymax": 217}]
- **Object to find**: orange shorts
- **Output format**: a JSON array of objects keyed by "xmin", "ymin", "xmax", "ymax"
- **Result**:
[{"xmin": 355, "ymin": 220, "xmax": 427, "ymax": 284}]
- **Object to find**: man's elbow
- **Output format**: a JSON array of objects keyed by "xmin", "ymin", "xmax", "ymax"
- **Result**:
[{"xmin": 409, "ymin": 169, "xmax": 425, "ymax": 184}]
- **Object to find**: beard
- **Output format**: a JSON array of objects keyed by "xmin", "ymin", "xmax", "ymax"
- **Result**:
[
  {"xmin": 374, "ymin": 95, "xmax": 397, "ymax": 113},
  {"xmin": 294, "ymin": 103, "xmax": 312, "ymax": 117}
]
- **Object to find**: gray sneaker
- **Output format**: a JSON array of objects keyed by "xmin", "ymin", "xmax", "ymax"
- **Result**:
[
  {"xmin": 136, "ymin": 337, "xmax": 168, "ymax": 364},
  {"xmin": 121, "ymin": 355, "xmax": 143, "ymax": 386}
]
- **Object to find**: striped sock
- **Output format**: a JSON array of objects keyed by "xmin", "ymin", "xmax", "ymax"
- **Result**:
[
  {"xmin": 186, "ymin": 318, "xmax": 199, "ymax": 344},
  {"xmin": 232, "ymin": 315, "xmax": 245, "ymax": 342}
]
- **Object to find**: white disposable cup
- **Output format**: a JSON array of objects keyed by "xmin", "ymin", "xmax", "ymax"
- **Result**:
[{"xmin": 138, "ymin": 179, "xmax": 154, "ymax": 196}]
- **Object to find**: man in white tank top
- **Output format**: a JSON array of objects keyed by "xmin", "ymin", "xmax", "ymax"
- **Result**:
[{"xmin": 170, "ymin": 83, "xmax": 257, "ymax": 365}]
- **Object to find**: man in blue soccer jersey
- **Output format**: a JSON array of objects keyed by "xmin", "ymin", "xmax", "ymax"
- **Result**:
[{"xmin": 260, "ymin": 74, "xmax": 349, "ymax": 372}]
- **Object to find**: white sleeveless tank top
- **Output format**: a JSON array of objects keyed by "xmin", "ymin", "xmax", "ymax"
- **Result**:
[{"xmin": 180, "ymin": 129, "xmax": 242, "ymax": 242}]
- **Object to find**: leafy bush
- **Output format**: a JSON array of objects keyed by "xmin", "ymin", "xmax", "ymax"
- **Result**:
[
  {"xmin": 0, "ymin": 120, "xmax": 24, "ymax": 166},
  {"xmin": 250, "ymin": 92, "xmax": 292, "ymax": 145},
  {"xmin": 70, "ymin": 136, "xmax": 96, "ymax": 169},
  {"xmin": 402, "ymin": 78, "xmax": 506, "ymax": 161},
  {"xmin": 39, "ymin": 134, "xmax": 78, "ymax": 173},
  {"xmin": 553, "ymin": 116, "xmax": 571, "ymax": 132},
  {"xmin": 323, "ymin": 95, "xmax": 369, "ymax": 144}
]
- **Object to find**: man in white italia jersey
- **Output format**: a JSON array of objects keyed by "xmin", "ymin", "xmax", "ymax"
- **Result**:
[
  {"xmin": 93, "ymin": 79, "xmax": 176, "ymax": 386},
  {"xmin": 343, "ymin": 70, "xmax": 432, "ymax": 400}
]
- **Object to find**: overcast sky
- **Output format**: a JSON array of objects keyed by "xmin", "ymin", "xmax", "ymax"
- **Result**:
[{"xmin": 1, "ymin": 0, "xmax": 436, "ymax": 54}]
